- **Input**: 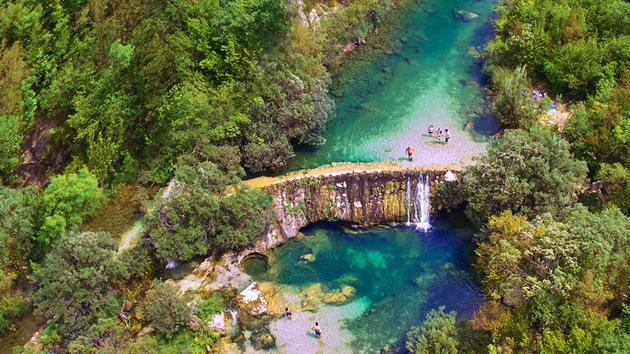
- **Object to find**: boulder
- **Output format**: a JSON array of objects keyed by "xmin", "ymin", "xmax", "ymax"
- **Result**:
[
  {"xmin": 250, "ymin": 330, "xmax": 276, "ymax": 350},
  {"xmin": 237, "ymin": 282, "xmax": 268, "ymax": 317},
  {"xmin": 208, "ymin": 312, "xmax": 227, "ymax": 336},
  {"xmin": 340, "ymin": 285, "xmax": 357, "ymax": 298},
  {"xmin": 301, "ymin": 283, "xmax": 325, "ymax": 312},
  {"xmin": 322, "ymin": 285, "xmax": 357, "ymax": 305},
  {"xmin": 300, "ymin": 253, "xmax": 316, "ymax": 263},
  {"xmin": 335, "ymin": 273, "xmax": 359, "ymax": 287}
]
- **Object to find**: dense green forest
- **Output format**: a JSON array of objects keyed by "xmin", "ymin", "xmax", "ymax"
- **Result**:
[
  {"xmin": 0, "ymin": 0, "xmax": 629, "ymax": 352},
  {"xmin": 0, "ymin": 0, "xmax": 399, "ymax": 352}
]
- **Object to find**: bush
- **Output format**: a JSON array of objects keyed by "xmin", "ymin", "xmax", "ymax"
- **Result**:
[
  {"xmin": 492, "ymin": 66, "xmax": 537, "ymax": 128},
  {"xmin": 406, "ymin": 307, "xmax": 459, "ymax": 354},
  {"xmin": 146, "ymin": 160, "xmax": 274, "ymax": 261},
  {"xmin": 462, "ymin": 127, "xmax": 587, "ymax": 225},
  {"xmin": 33, "ymin": 231, "xmax": 124, "ymax": 340},
  {"xmin": 37, "ymin": 168, "xmax": 105, "ymax": 245},
  {"xmin": 141, "ymin": 280, "xmax": 191, "ymax": 337}
]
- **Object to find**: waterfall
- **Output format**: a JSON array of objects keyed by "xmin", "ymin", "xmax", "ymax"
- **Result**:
[
  {"xmin": 405, "ymin": 173, "xmax": 431, "ymax": 232},
  {"xmin": 227, "ymin": 308, "xmax": 239, "ymax": 327},
  {"xmin": 165, "ymin": 257, "xmax": 179, "ymax": 270},
  {"xmin": 415, "ymin": 174, "xmax": 431, "ymax": 232},
  {"xmin": 405, "ymin": 176, "xmax": 412, "ymax": 225}
]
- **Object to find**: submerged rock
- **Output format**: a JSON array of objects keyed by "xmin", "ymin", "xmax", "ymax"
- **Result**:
[
  {"xmin": 453, "ymin": 10, "xmax": 479, "ymax": 22},
  {"xmin": 299, "ymin": 253, "xmax": 316, "ymax": 263},
  {"xmin": 250, "ymin": 330, "xmax": 276, "ymax": 350}
]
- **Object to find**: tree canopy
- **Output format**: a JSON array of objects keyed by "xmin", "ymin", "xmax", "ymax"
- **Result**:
[{"xmin": 462, "ymin": 127, "xmax": 587, "ymax": 225}]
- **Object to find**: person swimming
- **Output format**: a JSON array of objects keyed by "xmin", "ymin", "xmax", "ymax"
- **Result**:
[{"xmin": 311, "ymin": 322, "xmax": 322, "ymax": 338}]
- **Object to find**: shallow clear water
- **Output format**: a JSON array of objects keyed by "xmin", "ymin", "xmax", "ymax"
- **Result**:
[
  {"xmin": 288, "ymin": 0, "xmax": 498, "ymax": 170},
  {"xmin": 247, "ymin": 213, "xmax": 483, "ymax": 353}
]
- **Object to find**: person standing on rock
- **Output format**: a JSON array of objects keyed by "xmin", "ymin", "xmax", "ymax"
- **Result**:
[
  {"xmin": 311, "ymin": 322, "xmax": 322, "ymax": 338},
  {"xmin": 285, "ymin": 307, "xmax": 292, "ymax": 319}
]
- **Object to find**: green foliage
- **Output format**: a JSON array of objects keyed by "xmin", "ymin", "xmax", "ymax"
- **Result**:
[
  {"xmin": 126, "ymin": 328, "xmax": 219, "ymax": 354},
  {"xmin": 0, "ymin": 269, "xmax": 29, "ymax": 335},
  {"xmin": 406, "ymin": 306, "xmax": 459, "ymax": 354},
  {"xmin": 0, "ymin": 186, "xmax": 36, "ymax": 274},
  {"xmin": 474, "ymin": 206, "xmax": 630, "ymax": 352},
  {"xmin": 597, "ymin": 163, "xmax": 630, "ymax": 214},
  {"xmin": 37, "ymin": 168, "xmax": 105, "ymax": 245},
  {"xmin": 33, "ymin": 231, "xmax": 125, "ymax": 340},
  {"xmin": 68, "ymin": 318, "xmax": 130, "ymax": 354},
  {"xmin": 491, "ymin": 66, "xmax": 537, "ymax": 128},
  {"xmin": 146, "ymin": 155, "xmax": 274, "ymax": 261},
  {"xmin": 488, "ymin": 0, "xmax": 630, "ymax": 100},
  {"xmin": 0, "ymin": 115, "xmax": 23, "ymax": 178},
  {"xmin": 462, "ymin": 127, "xmax": 587, "ymax": 225},
  {"xmin": 141, "ymin": 280, "xmax": 191, "ymax": 337},
  {"xmin": 196, "ymin": 293, "xmax": 225, "ymax": 320},
  {"xmin": 562, "ymin": 69, "xmax": 630, "ymax": 174}
]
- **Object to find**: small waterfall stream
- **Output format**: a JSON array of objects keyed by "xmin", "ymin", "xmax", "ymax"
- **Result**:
[
  {"xmin": 406, "ymin": 176, "xmax": 412, "ymax": 224},
  {"xmin": 405, "ymin": 173, "xmax": 431, "ymax": 232},
  {"xmin": 227, "ymin": 308, "xmax": 239, "ymax": 327}
]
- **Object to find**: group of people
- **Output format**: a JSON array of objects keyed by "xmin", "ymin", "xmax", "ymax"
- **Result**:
[
  {"xmin": 405, "ymin": 124, "xmax": 451, "ymax": 161},
  {"xmin": 284, "ymin": 307, "xmax": 322, "ymax": 339}
]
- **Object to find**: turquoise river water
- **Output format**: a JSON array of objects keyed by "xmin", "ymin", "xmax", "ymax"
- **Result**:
[
  {"xmin": 245, "ymin": 213, "xmax": 483, "ymax": 353},
  {"xmin": 289, "ymin": 0, "xmax": 498, "ymax": 170}
]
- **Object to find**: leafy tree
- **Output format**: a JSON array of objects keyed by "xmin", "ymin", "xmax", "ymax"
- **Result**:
[
  {"xmin": 0, "ymin": 269, "xmax": 28, "ymax": 335},
  {"xmin": 146, "ymin": 156, "xmax": 274, "ymax": 261},
  {"xmin": 68, "ymin": 318, "xmax": 130, "ymax": 354},
  {"xmin": 141, "ymin": 280, "xmax": 191, "ymax": 337},
  {"xmin": 213, "ymin": 188, "xmax": 275, "ymax": 250},
  {"xmin": 33, "ymin": 231, "xmax": 125, "ymax": 339},
  {"xmin": 597, "ymin": 163, "xmax": 630, "ymax": 214},
  {"xmin": 406, "ymin": 307, "xmax": 459, "ymax": 354},
  {"xmin": 0, "ymin": 186, "xmax": 36, "ymax": 274},
  {"xmin": 563, "ymin": 68, "xmax": 630, "ymax": 173},
  {"xmin": 475, "ymin": 206, "xmax": 630, "ymax": 352},
  {"xmin": 0, "ymin": 115, "xmax": 22, "ymax": 178},
  {"xmin": 544, "ymin": 38, "xmax": 604, "ymax": 98},
  {"xmin": 37, "ymin": 168, "xmax": 105, "ymax": 245},
  {"xmin": 491, "ymin": 66, "xmax": 537, "ymax": 128},
  {"xmin": 462, "ymin": 127, "xmax": 587, "ymax": 225}
]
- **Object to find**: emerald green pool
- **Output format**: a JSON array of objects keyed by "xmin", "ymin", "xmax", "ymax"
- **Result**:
[
  {"xmin": 246, "ymin": 213, "xmax": 483, "ymax": 353},
  {"xmin": 288, "ymin": 0, "xmax": 498, "ymax": 170}
]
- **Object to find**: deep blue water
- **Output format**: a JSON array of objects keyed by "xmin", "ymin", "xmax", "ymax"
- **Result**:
[{"xmin": 248, "ymin": 212, "xmax": 483, "ymax": 352}]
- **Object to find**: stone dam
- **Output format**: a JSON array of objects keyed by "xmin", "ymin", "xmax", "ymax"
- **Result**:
[{"xmin": 245, "ymin": 166, "xmax": 462, "ymax": 255}]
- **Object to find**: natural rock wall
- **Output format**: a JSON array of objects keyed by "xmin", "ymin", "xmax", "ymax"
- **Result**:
[{"xmin": 250, "ymin": 169, "xmax": 460, "ymax": 254}]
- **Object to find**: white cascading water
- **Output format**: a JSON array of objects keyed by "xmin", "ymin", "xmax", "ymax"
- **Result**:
[
  {"xmin": 405, "ymin": 176, "xmax": 412, "ymax": 225},
  {"xmin": 227, "ymin": 308, "xmax": 238, "ymax": 327},
  {"xmin": 405, "ymin": 173, "xmax": 431, "ymax": 232},
  {"xmin": 415, "ymin": 174, "xmax": 431, "ymax": 232},
  {"xmin": 165, "ymin": 257, "xmax": 179, "ymax": 270}
]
